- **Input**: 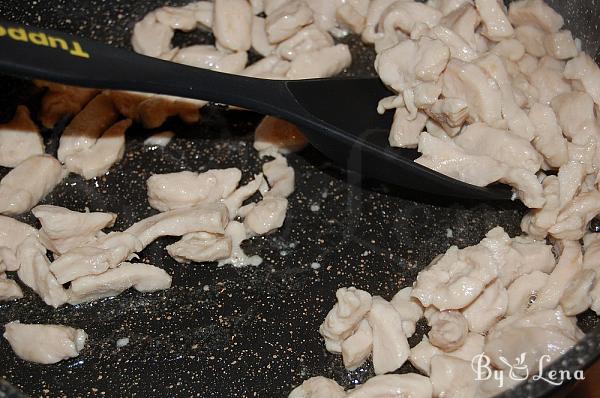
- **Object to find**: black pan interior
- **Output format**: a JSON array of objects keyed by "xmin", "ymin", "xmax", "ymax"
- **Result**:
[{"xmin": 0, "ymin": 1, "xmax": 599, "ymax": 397}]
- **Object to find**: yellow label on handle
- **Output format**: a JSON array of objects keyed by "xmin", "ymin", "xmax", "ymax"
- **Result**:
[{"xmin": 0, "ymin": 24, "xmax": 90, "ymax": 59}]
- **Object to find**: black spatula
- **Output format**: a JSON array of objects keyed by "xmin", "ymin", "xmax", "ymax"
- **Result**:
[{"xmin": 0, "ymin": 20, "xmax": 511, "ymax": 201}]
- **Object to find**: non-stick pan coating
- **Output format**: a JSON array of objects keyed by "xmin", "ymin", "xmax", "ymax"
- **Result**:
[{"xmin": 0, "ymin": 1, "xmax": 599, "ymax": 397}]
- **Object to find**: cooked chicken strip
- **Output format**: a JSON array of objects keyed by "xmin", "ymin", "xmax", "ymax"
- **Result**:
[
  {"xmin": 491, "ymin": 38, "xmax": 525, "ymax": 61},
  {"xmin": 564, "ymin": 53, "xmax": 600, "ymax": 106},
  {"xmin": 521, "ymin": 175, "xmax": 561, "ymax": 238},
  {"xmin": 336, "ymin": 0, "xmax": 369, "ymax": 34},
  {"xmin": 276, "ymin": 24, "xmax": 334, "ymax": 61},
  {"xmin": 0, "ymin": 215, "xmax": 38, "ymax": 271},
  {"xmin": 132, "ymin": 11, "xmax": 174, "ymax": 57},
  {"xmin": 16, "ymin": 236, "xmax": 68, "ymax": 308},
  {"xmin": 63, "ymin": 119, "xmax": 130, "ymax": 179},
  {"xmin": 430, "ymin": 355, "xmax": 478, "ymax": 398},
  {"xmin": 508, "ymin": 0, "xmax": 564, "ymax": 33},
  {"xmin": 262, "ymin": 154, "xmax": 295, "ymax": 198},
  {"xmin": 222, "ymin": 174, "xmax": 267, "ymax": 218},
  {"xmin": 528, "ymin": 103, "xmax": 569, "ymax": 168},
  {"xmin": 0, "ymin": 106, "xmax": 44, "ymax": 168},
  {"xmin": 155, "ymin": 2, "xmax": 213, "ymax": 31},
  {"xmin": 345, "ymin": 374, "xmax": 432, "ymax": 398},
  {"xmin": 361, "ymin": 0, "xmax": 397, "ymax": 44},
  {"xmin": 378, "ymin": 1, "xmax": 442, "ymax": 42},
  {"xmin": 217, "ymin": 221, "xmax": 263, "ymax": 267},
  {"xmin": 253, "ymin": 116, "xmax": 308, "ymax": 155},
  {"xmin": 506, "ymin": 270, "xmax": 549, "ymax": 315},
  {"xmin": 319, "ymin": 287, "xmax": 372, "ymax": 353},
  {"xmin": 286, "ymin": 44, "xmax": 352, "ymax": 79},
  {"xmin": 551, "ymin": 91, "xmax": 599, "ymax": 143},
  {"xmin": 244, "ymin": 197, "xmax": 288, "ymax": 235},
  {"xmin": 514, "ymin": 25, "xmax": 546, "ymax": 57},
  {"xmin": 0, "ymin": 276, "xmax": 23, "ymax": 301},
  {"xmin": 341, "ymin": 318, "xmax": 372, "ymax": 371},
  {"xmin": 266, "ymin": 0, "xmax": 314, "ymax": 44},
  {"xmin": 461, "ymin": 279, "xmax": 508, "ymax": 333},
  {"xmin": 0, "ymin": 155, "xmax": 65, "ymax": 216},
  {"xmin": 304, "ymin": 0, "xmax": 342, "ymax": 35},
  {"xmin": 529, "ymin": 240, "xmax": 582, "ymax": 311},
  {"xmin": 368, "ymin": 296, "xmax": 410, "ymax": 374},
  {"xmin": 560, "ymin": 269, "xmax": 596, "ymax": 316},
  {"xmin": 32, "ymin": 205, "xmax": 116, "ymax": 255},
  {"xmin": 49, "ymin": 232, "xmax": 143, "ymax": 284},
  {"xmin": 3, "ymin": 322, "xmax": 87, "ymax": 364},
  {"xmin": 528, "ymin": 64, "xmax": 571, "ymax": 105},
  {"xmin": 475, "ymin": 0, "xmax": 513, "ymax": 41},
  {"xmin": 549, "ymin": 190, "xmax": 600, "ymax": 240},
  {"xmin": 409, "ymin": 332, "xmax": 484, "ymax": 375},
  {"xmin": 126, "ymin": 203, "xmax": 229, "ymax": 248},
  {"xmin": 67, "ymin": 262, "xmax": 172, "ymax": 305},
  {"xmin": 57, "ymin": 94, "xmax": 119, "ymax": 162},
  {"xmin": 428, "ymin": 310, "xmax": 468, "ymax": 351},
  {"xmin": 544, "ymin": 30, "xmax": 578, "ymax": 60},
  {"xmin": 35, "ymin": 81, "xmax": 99, "ymax": 128},
  {"xmin": 288, "ymin": 376, "xmax": 346, "ymax": 398},
  {"xmin": 242, "ymin": 55, "xmax": 291, "ymax": 79},
  {"xmin": 147, "ymin": 169, "xmax": 241, "ymax": 212},
  {"xmin": 252, "ymin": 16, "xmax": 276, "ymax": 57},
  {"xmin": 388, "ymin": 108, "xmax": 428, "ymax": 149},
  {"xmin": 173, "ymin": 45, "xmax": 248, "ymax": 74},
  {"xmin": 166, "ymin": 232, "xmax": 232, "ymax": 263},
  {"xmin": 390, "ymin": 286, "xmax": 423, "ymax": 338}
]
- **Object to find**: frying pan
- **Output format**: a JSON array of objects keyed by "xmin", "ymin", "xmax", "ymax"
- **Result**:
[{"xmin": 0, "ymin": 1, "xmax": 598, "ymax": 397}]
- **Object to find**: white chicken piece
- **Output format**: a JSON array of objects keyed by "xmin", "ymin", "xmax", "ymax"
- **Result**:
[
  {"xmin": 266, "ymin": 0, "xmax": 314, "ymax": 44},
  {"xmin": 16, "ymin": 236, "xmax": 68, "ymax": 308},
  {"xmin": 428, "ymin": 310, "xmax": 468, "ymax": 351},
  {"xmin": 429, "ymin": 25, "xmax": 478, "ymax": 62},
  {"xmin": 286, "ymin": 44, "xmax": 352, "ymax": 79},
  {"xmin": 319, "ymin": 287, "xmax": 372, "ymax": 353},
  {"xmin": 57, "ymin": 94, "xmax": 119, "ymax": 162},
  {"xmin": 414, "ymin": 81, "xmax": 444, "ymax": 109},
  {"xmin": 217, "ymin": 221, "xmax": 263, "ymax": 267},
  {"xmin": 584, "ymin": 232, "xmax": 600, "ymax": 271},
  {"xmin": 430, "ymin": 0, "xmax": 473, "ymax": 16},
  {"xmin": 455, "ymin": 123, "xmax": 541, "ymax": 173},
  {"xmin": 551, "ymin": 91, "xmax": 599, "ymax": 143},
  {"xmin": 430, "ymin": 355, "xmax": 479, "ymax": 398},
  {"xmin": 67, "ymin": 262, "xmax": 172, "ymax": 305},
  {"xmin": 544, "ymin": 30, "xmax": 578, "ymax": 60},
  {"xmin": 476, "ymin": 54, "xmax": 536, "ymax": 141},
  {"xmin": 0, "ymin": 106, "xmax": 44, "ymax": 168},
  {"xmin": 504, "ymin": 168, "xmax": 546, "ymax": 209},
  {"xmin": 520, "ymin": 175, "xmax": 560, "ymax": 238},
  {"xmin": 475, "ymin": 0, "xmax": 513, "ymax": 41},
  {"xmin": 462, "ymin": 279, "xmax": 508, "ymax": 333},
  {"xmin": 264, "ymin": 0, "xmax": 288, "ymax": 15},
  {"xmin": 341, "ymin": 318, "xmax": 372, "ymax": 370},
  {"xmin": 506, "ymin": 271, "xmax": 549, "ymax": 315},
  {"xmin": 262, "ymin": 154, "xmax": 295, "ymax": 198},
  {"xmin": 63, "ymin": 119, "xmax": 130, "ymax": 180},
  {"xmin": 529, "ymin": 240, "xmax": 582, "ymax": 311},
  {"xmin": 361, "ymin": 0, "xmax": 397, "ymax": 44},
  {"xmin": 390, "ymin": 287, "xmax": 424, "ymax": 338},
  {"xmin": 4, "ymin": 322, "xmax": 87, "ymax": 364},
  {"xmin": 49, "ymin": 232, "xmax": 143, "ymax": 284},
  {"xmin": 368, "ymin": 296, "xmax": 411, "ymax": 374},
  {"xmin": 441, "ymin": 3, "xmax": 480, "ymax": 49},
  {"xmin": 557, "ymin": 159, "xmax": 587, "ymax": 211},
  {"xmin": 378, "ymin": 2, "xmax": 442, "ymax": 42},
  {"xmin": 0, "ymin": 155, "xmax": 65, "ymax": 216},
  {"xmin": 253, "ymin": 116, "xmax": 308, "ymax": 156},
  {"xmin": 508, "ymin": 0, "xmax": 563, "ymax": 32},
  {"xmin": 244, "ymin": 197, "xmax": 288, "ymax": 235},
  {"xmin": 303, "ymin": 0, "xmax": 342, "ymax": 35},
  {"xmin": 144, "ymin": 131, "xmax": 175, "ymax": 147},
  {"xmin": 336, "ymin": 0, "xmax": 370, "ymax": 34},
  {"xmin": 0, "ymin": 276, "xmax": 22, "ymax": 301},
  {"xmin": 252, "ymin": 16, "xmax": 276, "ymax": 57},
  {"xmin": 388, "ymin": 108, "xmax": 427, "ymax": 149},
  {"xmin": 0, "ymin": 216, "xmax": 37, "ymax": 271},
  {"xmin": 212, "ymin": 0, "xmax": 253, "ymax": 52},
  {"xmin": 288, "ymin": 376, "xmax": 346, "ymax": 398},
  {"xmin": 485, "ymin": 307, "xmax": 583, "ymax": 375},
  {"xmin": 276, "ymin": 24, "xmax": 334, "ymax": 61},
  {"xmin": 166, "ymin": 232, "xmax": 232, "ymax": 264},
  {"xmin": 442, "ymin": 59, "xmax": 502, "ymax": 124},
  {"xmin": 528, "ymin": 103, "xmax": 569, "ymax": 168},
  {"xmin": 126, "ymin": 203, "xmax": 229, "ymax": 248},
  {"xmin": 147, "ymin": 168, "xmax": 241, "ymax": 212},
  {"xmin": 345, "ymin": 374, "xmax": 432, "ymax": 398},
  {"xmin": 425, "ymin": 98, "xmax": 468, "ymax": 129},
  {"xmin": 409, "ymin": 332, "xmax": 484, "ymax": 375},
  {"xmin": 491, "ymin": 39, "xmax": 525, "ymax": 62},
  {"xmin": 564, "ymin": 53, "xmax": 600, "ymax": 106},
  {"xmin": 155, "ymin": 2, "xmax": 213, "ymax": 31},
  {"xmin": 560, "ymin": 269, "xmax": 596, "ymax": 316},
  {"xmin": 527, "ymin": 65, "xmax": 572, "ymax": 105},
  {"xmin": 32, "ymin": 205, "xmax": 116, "ymax": 255},
  {"xmin": 222, "ymin": 174, "xmax": 267, "ymax": 218},
  {"xmin": 242, "ymin": 55, "xmax": 291, "ymax": 79},
  {"xmin": 514, "ymin": 25, "xmax": 545, "ymax": 57},
  {"xmin": 131, "ymin": 11, "xmax": 174, "ymax": 57},
  {"xmin": 376, "ymin": 37, "xmax": 449, "ymax": 97},
  {"xmin": 172, "ymin": 45, "xmax": 248, "ymax": 74},
  {"xmin": 549, "ymin": 190, "xmax": 600, "ymax": 240}
]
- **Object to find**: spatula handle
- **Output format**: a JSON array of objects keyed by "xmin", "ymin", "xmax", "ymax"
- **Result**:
[{"xmin": 0, "ymin": 20, "xmax": 303, "ymax": 118}]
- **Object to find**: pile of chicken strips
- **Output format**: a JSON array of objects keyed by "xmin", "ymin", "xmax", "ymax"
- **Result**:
[{"xmin": 2, "ymin": 0, "xmax": 600, "ymax": 396}]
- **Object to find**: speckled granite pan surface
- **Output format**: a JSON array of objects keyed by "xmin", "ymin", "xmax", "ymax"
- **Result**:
[{"xmin": 0, "ymin": 1, "xmax": 599, "ymax": 397}]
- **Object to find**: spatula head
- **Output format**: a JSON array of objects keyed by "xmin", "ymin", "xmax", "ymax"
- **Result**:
[{"xmin": 285, "ymin": 77, "xmax": 512, "ymax": 201}]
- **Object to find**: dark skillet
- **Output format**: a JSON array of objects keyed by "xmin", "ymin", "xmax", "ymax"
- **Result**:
[{"xmin": 0, "ymin": 1, "xmax": 599, "ymax": 397}]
